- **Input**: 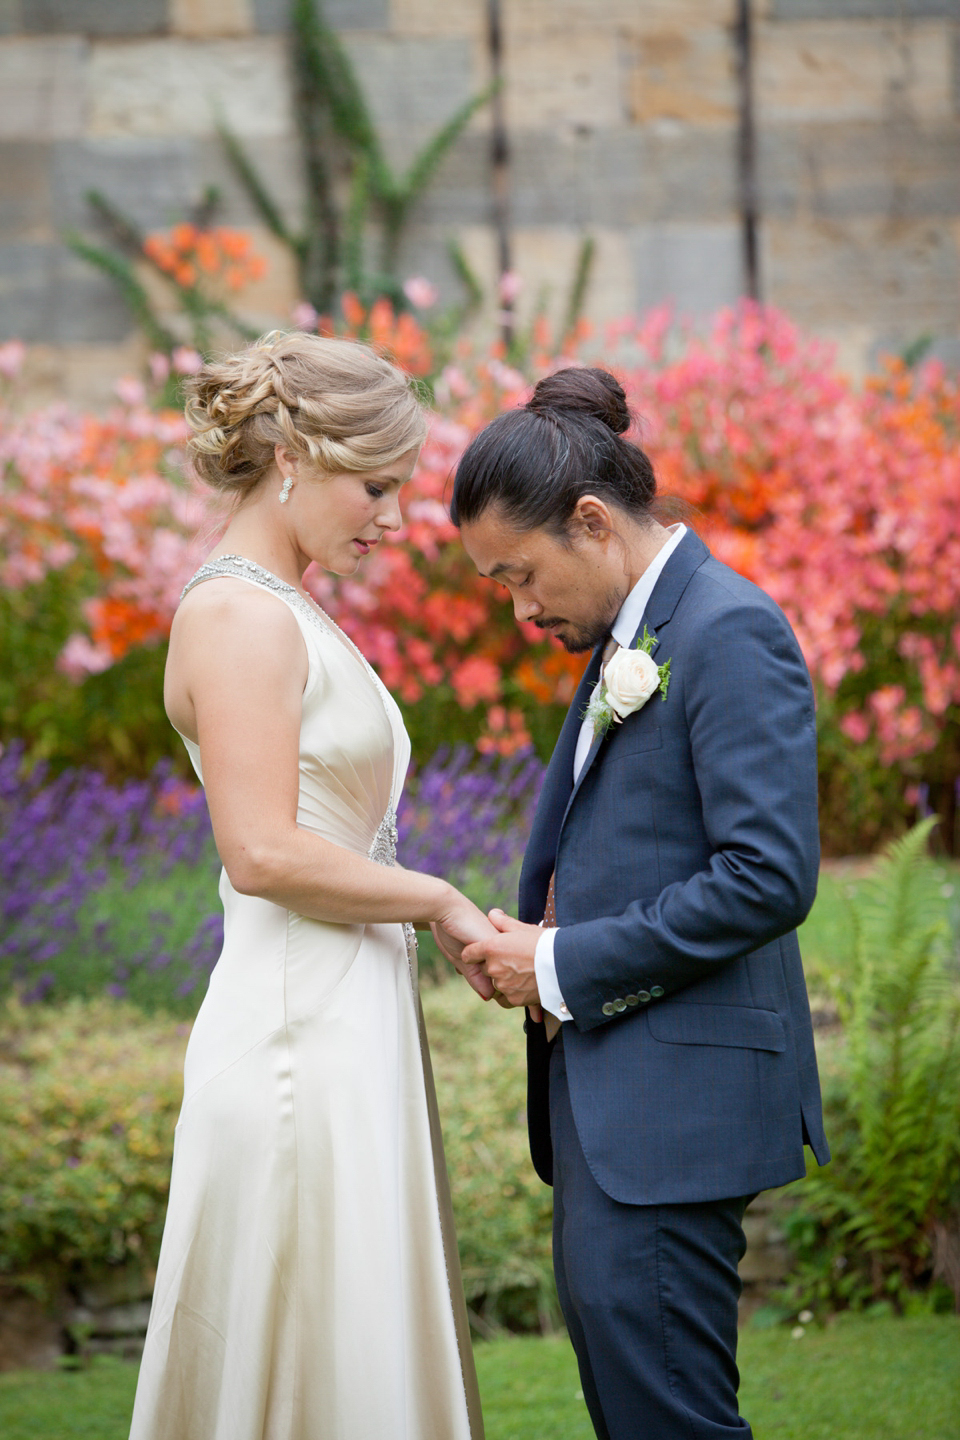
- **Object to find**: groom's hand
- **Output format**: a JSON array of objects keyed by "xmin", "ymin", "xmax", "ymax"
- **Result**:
[{"xmin": 461, "ymin": 909, "xmax": 542, "ymax": 1009}]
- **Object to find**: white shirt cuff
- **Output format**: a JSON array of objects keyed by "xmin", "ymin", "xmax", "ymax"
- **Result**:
[{"xmin": 534, "ymin": 926, "xmax": 572, "ymax": 1022}]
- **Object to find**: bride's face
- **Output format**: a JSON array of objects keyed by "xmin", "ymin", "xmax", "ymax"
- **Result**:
[{"xmin": 289, "ymin": 448, "xmax": 420, "ymax": 575}]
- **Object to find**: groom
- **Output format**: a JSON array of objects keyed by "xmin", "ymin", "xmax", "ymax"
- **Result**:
[{"xmin": 448, "ymin": 371, "xmax": 829, "ymax": 1440}]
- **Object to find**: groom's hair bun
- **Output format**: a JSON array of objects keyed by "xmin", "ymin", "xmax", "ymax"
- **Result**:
[
  {"xmin": 525, "ymin": 367, "xmax": 631, "ymax": 436},
  {"xmin": 184, "ymin": 331, "xmax": 427, "ymax": 499},
  {"xmin": 451, "ymin": 364, "xmax": 658, "ymax": 535}
]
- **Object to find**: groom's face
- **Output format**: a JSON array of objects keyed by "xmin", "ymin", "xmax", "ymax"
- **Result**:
[{"xmin": 460, "ymin": 503, "xmax": 627, "ymax": 654}]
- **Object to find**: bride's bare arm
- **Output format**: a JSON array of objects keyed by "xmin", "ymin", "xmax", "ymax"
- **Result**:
[{"xmin": 166, "ymin": 584, "xmax": 495, "ymax": 956}]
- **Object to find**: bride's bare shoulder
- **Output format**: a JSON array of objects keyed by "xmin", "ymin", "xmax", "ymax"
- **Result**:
[
  {"xmin": 173, "ymin": 576, "xmax": 301, "ymax": 637},
  {"xmin": 169, "ymin": 578, "xmax": 307, "ymax": 677}
]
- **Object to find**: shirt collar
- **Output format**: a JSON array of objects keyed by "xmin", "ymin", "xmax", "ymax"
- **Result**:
[{"xmin": 610, "ymin": 524, "xmax": 687, "ymax": 650}]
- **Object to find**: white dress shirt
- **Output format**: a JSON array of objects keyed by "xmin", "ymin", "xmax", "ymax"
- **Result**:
[{"xmin": 534, "ymin": 524, "xmax": 687, "ymax": 1024}]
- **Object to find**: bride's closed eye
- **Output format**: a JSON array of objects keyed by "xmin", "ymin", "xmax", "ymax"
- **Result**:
[{"xmin": 366, "ymin": 484, "xmax": 385, "ymax": 499}]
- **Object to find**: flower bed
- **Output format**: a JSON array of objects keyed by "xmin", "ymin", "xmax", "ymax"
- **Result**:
[{"xmin": 1, "ymin": 304, "xmax": 958, "ymax": 851}]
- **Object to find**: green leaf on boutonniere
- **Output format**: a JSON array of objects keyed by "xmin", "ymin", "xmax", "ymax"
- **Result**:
[
  {"xmin": 584, "ymin": 683, "xmax": 616, "ymax": 740},
  {"xmin": 636, "ymin": 626, "xmax": 671, "ymax": 701}
]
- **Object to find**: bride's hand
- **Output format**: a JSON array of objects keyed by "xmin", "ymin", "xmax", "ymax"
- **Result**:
[{"xmin": 430, "ymin": 891, "xmax": 499, "ymax": 1002}]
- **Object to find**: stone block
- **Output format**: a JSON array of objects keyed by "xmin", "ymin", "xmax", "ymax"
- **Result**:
[
  {"xmin": 502, "ymin": 29, "xmax": 623, "ymax": 134},
  {"xmin": 739, "ymin": 1242, "xmax": 792, "ymax": 1284},
  {"xmin": 763, "ymin": 214, "xmax": 960, "ymax": 332},
  {"xmin": 621, "ymin": 24, "xmax": 737, "ymax": 126},
  {"xmin": 389, "ymin": 0, "xmax": 482, "ymax": 39},
  {"xmin": 770, "ymin": 0, "xmax": 954, "ymax": 18},
  {"xmin": 253, "ymin": 0, "xmax": 388, "ymax": 29},
  {"xmin": 0, "ymin": 1, "xmax": 21, "ymax": 36},
  {"xmin": 17, "ymin": 336, "xmax": 149, "ymax": 408},
  {"xmin": 170, "ymin": 0, "xmax": 253, "ymax": 36},
  {"xmin": 342, "ymin": 35, "xmax": 476, "ymax": 171},
  {"xmin": 0, "ymin": 141, "xmax": 53, "ymax": 240},
  {"xmin": 21, "ymin": 0, "xmax": 169, "ymax": 33},
  {"xmin": 0, "ymin": 37, "xmax": 85, "ymax": 140},
  {"xmin": 86, "ymin": 36, "xmax": 293, "ymax": 139},
  {"xmin": 78, "ymin": 1264, "xmax": 154, "ymax": 1311},
  {"xmin": 505, "ymin": 0, "xmax": 733, "ymax": 33},
  {"xmin": 70, "ymin": 1299, "xmax": 152, "ymax": 1336},
  {"xmin": 52, "ymin": 137, "xmax": 198, "ymax": 231},
  {"xmin": 0, "ymin": 1289, "xmax": 64, "ymax": 1372},
  {"xmin": 508, "ymin": 127, "xmax": 738, "ymax": 228},
  {"xmin": 630, "ymin": 221, "xmax": 745, "ymax": 319},
  {"xmin": 756, "ymin": 18, "xmax": 954, "ymax": 124},
  {"xmin": 0, "ymin": 240, "xmax": 134, "ymax": 342},
  {"xmin": 758, "ymin": 121, "xmax": 960, "ymax": 221}
]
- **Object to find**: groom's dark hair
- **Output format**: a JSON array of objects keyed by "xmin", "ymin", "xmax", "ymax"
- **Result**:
[{"xmin": 450, "ymin": 367, "xmax": 658, "ymax": 536}]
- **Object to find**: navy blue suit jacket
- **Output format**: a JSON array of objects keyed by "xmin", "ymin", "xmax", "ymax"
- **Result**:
[{"xmin": 521, "ymin": 530, "xmax": 829, "ymax": 1204}]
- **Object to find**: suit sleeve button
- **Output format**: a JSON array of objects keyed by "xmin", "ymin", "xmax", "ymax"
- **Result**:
[
  {"xmin": 650, "ymin": 985, "xmax": 664, "ymax": 998},
  {"xmin": 614, "ymin": 999, "xmax": 627, "ymax": 1012},
  {"xmin": 601, "ymin": 1001, "xmax": 616, "ymax": 1017},
  {"xmin": 625, "ymin": 994, "xmax": 639, "ymax": 1007},
  {"xmin": 637, "ymin": 991, "xmax": 652, "ymax": 1004}
]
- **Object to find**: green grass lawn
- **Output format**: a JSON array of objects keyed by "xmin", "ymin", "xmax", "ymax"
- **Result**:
[{"xmin": 0, "ymin": 1317, "xmax": 956, "ymax": 1439}]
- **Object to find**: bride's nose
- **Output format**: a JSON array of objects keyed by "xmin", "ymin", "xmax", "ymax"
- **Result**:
[{"xmin": 377, "ymin": 494, "xmax": 403, "ymax": 531}]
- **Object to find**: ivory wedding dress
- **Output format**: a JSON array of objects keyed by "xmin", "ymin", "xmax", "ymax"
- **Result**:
[{"xmin": 129, "ymin": 556, "xmax": 483, "ymax": 1440}]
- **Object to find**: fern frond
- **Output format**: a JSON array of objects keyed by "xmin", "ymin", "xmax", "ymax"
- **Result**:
[
  {"xmin": 563, "ymin": 234, "xmax": 595, "ymax": 340},
  {"xmin": 395, "ymin": 83, "xmax": 496, "ymax": 204},
  {"xmin": 84, "ymin": 191, "xmax": 144, "ymax": 256},
  {"xmin": 63, "ymin": 233, "xmax": 177, "ymax": 354},
  {"xmin": 447, "ymin": 238, "xmax": 484, "ymax": 310},
  {"xmin": 216, "ymin": 120, "xmax": 295, "ymax": 247}
]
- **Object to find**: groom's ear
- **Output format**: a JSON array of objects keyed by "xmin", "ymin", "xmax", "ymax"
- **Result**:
[{"xmin": 571, "ymin": 495, "xmax": 616, "ymax": 544}]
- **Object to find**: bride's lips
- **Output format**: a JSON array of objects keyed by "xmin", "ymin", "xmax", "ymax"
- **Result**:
[{"xmin": 352, "ymin": 537, "xmax": 379, "ymax": 555}]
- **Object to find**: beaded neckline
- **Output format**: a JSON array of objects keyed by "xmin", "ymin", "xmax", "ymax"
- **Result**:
[{"xmin": 181, "ymin": 554, "xmax": 333, "ymax": 637}]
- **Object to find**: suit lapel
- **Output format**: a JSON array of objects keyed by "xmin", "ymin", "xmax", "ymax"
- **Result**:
[
  {"xmin": 558, "ymin": 529, "xmax": 711, "ymax": 810},
  {"xmin": 518, "ymin": 645, "xmax": 601, "ymax": 919}
]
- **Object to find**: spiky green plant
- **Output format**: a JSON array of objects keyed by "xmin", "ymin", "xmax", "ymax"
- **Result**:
[
  {"xmin": 783, "ymin": 818, "xmax": 960, "ymax": 1312},
  {"xmin": 221, "ymin": 0, "xmax": 493, "ymax": 311}
]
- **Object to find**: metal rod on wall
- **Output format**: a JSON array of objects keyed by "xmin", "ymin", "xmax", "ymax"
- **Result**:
[
  {"xmin": 487, "ymin": 0, "xmax": 513, "ymax": 344},
  {"xmin": 734, "ymin": 0, "xmax": 760, "ymax": 300}
]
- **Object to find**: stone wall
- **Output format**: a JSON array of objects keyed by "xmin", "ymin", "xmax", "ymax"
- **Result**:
[
  {"xmin": 0, "ymin": 1192, "xmax": 796, "ymax": 1368},
  {"xmin": 1, "ymin": 0, "xmax": 957, "ymax": 403}
]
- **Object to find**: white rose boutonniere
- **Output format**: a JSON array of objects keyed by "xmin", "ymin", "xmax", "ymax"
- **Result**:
[{"xmin": 584, "ymin": 627, "xmax": 672, "ymax": 740}]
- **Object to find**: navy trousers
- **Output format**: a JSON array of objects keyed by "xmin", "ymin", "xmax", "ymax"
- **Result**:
[{"xmin": 549, "ymin": 1036, "xmax": 754, "ymax": 1440}]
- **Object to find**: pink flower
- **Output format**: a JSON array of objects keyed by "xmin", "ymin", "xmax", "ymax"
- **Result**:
[
  {"xmin": 171, "ymin": 346, "xmax": 203, "ymax": 376},
  {"xmin": 57, "ymin": 634, "xmax": 114, "ymax": 681},
  {"xmin": 402, "ymin": 277, "xmax": 439, "ymax": 310},
  {"xmin": 114, "ymin": 376, "xmax": 146, "ymax": 408},
  {"xmin": 498, "ymin": 270, "xmax": 522, "ymax": 305},
  {"xmin": 0, "ymin": 339, "xmax": 26, "ymax": 379},
  {"xmin": 451, "ymin": 656, "xmax": 501, "ymax": 709},
  {"xmin": 148, "ymin": 352, "xmax": 171, "ymax": 385},
  {"xmin": 291, "ymin": 301, "xmax": 319, "ymax": 330}
]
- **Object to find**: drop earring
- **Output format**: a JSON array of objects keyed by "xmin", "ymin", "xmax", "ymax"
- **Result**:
[{"xmin": 279, "ymin": 474, "xmax": 294, "ymax": 504}]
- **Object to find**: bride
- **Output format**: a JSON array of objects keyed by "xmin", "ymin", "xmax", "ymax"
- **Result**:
[{"xmin": 129, "ymin": 332, "xmax": 490, "ymax": 1440}]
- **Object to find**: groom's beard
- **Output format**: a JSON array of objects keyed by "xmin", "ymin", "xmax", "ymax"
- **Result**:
[{"xmin": 535, "ymin": 582, "xmax": 626, "ymax": 654}]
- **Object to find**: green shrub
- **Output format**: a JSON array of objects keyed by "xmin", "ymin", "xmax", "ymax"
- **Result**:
[
  {"xmin": 0, "ymin": 986, "xmax": 554, "ymax": 1331},
  {"xmin": 424, "ymin": 984, "xmax": 559, "ymax": 1333},
  {"xmin": 782, "ymin": 820, "xmax": 960, "ymax": 1313},
  {"xmin": 0, "ymin": 998, "xmax": 186, "ymax": 1299}
]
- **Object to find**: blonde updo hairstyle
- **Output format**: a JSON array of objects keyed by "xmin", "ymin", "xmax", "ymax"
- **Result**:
[{"xmin": 185, "ymin": 331, "xmax": 428, "ymax": 497}]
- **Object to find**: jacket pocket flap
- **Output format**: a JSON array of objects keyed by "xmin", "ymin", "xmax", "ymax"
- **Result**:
[{"xmin": 648, "ymin": 1002, "xmax": 786, "ymax": 1053}]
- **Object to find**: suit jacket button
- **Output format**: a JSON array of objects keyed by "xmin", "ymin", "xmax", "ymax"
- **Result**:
[
  {"xmin": 637, "ymin": 991, "xmax": 652, "ymax": 1004},
  {"xmin": 602, "ymin": 1002, "xmax": 616, "ymax": 1017},
  {"xmin": 614, "ymin": 998, "xmax": 627, "ymax": 1012},
  {"xmin": 650, "ymin": 985, "xmax": 664, "ymax": 998},
  {"xmin": 625, "ymin": 994, "xmax": 639, "ymax": 1006}
]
